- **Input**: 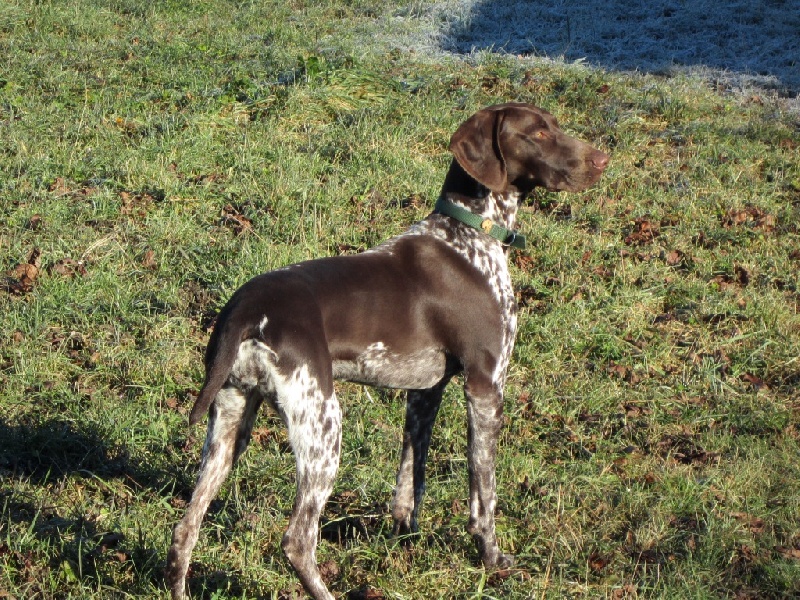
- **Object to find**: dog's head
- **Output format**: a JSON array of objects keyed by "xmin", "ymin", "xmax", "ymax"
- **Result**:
[{"xmin": 450, "ymin": 103, "xmax": 608, "ymax": 196}]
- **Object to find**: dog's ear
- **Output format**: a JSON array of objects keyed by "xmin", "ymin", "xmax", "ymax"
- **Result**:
[{"xmin": 450, "ymin": 108, "xmax": 508, "ymax": 192}]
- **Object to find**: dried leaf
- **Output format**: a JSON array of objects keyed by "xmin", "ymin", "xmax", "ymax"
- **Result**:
[
  {"xmin": 588, "ymin": 551, "xmax": 611, "ymax": 571},
  {"xmin": 120, "ymin": 190, "xmax": 155, "ymax": 218},
  {"xmin": 221, "ymin": 204, "xmax": 253, "ymax": 235},
  {"xmin": 612, "ymin": 584, "xmax": 638, "ymax": 599},
  {"xmin": 665, "ymin": 249, "xmax": 684, "ymax": 266},
  {"xmin": 2, "ymin": 249, "xmax": 41, "ymax": 295},
  {"xmin": 50, "ymin": 258, "xmax": 87, "ymax": 278},
  {"xmin": 487, "ymin": 567, "xmax": 515, "ymax": 585},
  {"xmin": 26, "ymin": 214, "xmax": 43, "ymax": 230},
  {"xmin": 395, "ymin": 194, "xmax": 422, "ymax": 209},
  {"xmin": 722, "ymin": 206, "xmax": 776, "ymax": 233},
  {"xmin": 513, "ymin": 253, "xmax": 535, "ymax": 271},
  {"xmin": 775, "ymin": 545, "xmax": 800, "ymax": 561},
  {"xmin": 49, "ymin": 177, "xmax": 71, "ymax": 194},
  {"xmin": 734, "ymin": 265, "xmax": 750, "ymax": 286},
  {"xmin": 589, "ymin": 263, "xmax": 611, "ymax": 279},
  {"xmin": 741, "ymin": 373, "xmax": 768, "ymax": 390},
  {"xmin": 710, "ymin": 266, "xmax": 749, "ymax": 291},
  {"xmin": 318, "ymin": 559, "xmax": 340, "ymax": 584},
  {"xmin": 732, "ymin": 512, "xmax": 766, "ymax": 534},
  {"xmin": 624, "ymin": 217, "xmax": 659, "ymax": 245},
  {"xmin": 12, "ymin": 262, "xmax": 38, "ymax": 282},
  {"xmin": 607, "ymin": 362, "xmax": 640, "ymax": 384},
  {"xmin": 142, "ymin": 249, "xmax": 158, "ymax": 270}
]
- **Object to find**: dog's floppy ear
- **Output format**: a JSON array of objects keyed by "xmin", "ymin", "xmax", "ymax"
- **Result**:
[{"xmin": 449, "ymin": 108, "xmax": 508, "ymax": 192}]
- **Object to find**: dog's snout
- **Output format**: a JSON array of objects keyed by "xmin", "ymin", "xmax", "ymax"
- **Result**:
[{"xmin": 590, "ymin": 151, "xmax": 609, "ymax": 171}]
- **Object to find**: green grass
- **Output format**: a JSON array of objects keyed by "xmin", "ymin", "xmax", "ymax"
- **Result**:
[{"xmin": 2, "ymin": 1, "xmax": 799, "ymax": 598}]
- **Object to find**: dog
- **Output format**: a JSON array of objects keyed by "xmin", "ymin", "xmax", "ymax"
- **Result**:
[{"xmin": 166, "ymin": 103, "xmax": 608, "ymax": 599}]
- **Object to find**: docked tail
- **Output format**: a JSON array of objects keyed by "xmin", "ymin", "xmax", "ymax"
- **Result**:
[{"xmin": 188, "ymin": 302, "xmax": 249, "ymax": 425}]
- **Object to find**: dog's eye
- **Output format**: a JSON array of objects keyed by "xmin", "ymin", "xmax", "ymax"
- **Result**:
[{"xmin": 534, "ymin": 130, "xmax": 550, "ymax": 140}]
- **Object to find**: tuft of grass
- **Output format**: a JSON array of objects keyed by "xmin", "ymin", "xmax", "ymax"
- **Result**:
[{"xmin": 2, "ymin": 1, "xmax": 799, "ymax": 599}]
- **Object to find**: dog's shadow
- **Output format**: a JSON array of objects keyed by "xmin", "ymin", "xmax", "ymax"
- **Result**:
[
  {"xmin": 0, "ymin": 416, "xmax": 314, "ymax": 598},
  {"xmin": 0, "ymin": 417, "xmax": 128, "ymax": 484},
  {"xmin": 0, "ymin": 416, "xmax": 193, "ymax": 593}
]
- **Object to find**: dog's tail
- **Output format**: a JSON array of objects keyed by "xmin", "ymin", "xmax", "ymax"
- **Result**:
[{"xmin": 188, "ymin": 299, "xmax": 248, "ymax": 426}]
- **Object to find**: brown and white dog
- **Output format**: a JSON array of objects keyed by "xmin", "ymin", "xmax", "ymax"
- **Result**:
[{"xmin": 166, "ymin": 103, "xmax": 608, "ymax": 599}]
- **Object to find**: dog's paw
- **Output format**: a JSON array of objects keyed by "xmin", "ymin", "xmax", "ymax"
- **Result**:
[
  {"xmin": 479, "ymin": 546, "xmax": 515, "ymax": 569},
  {"xmin": 391, "ymin": 517, "xmax": 419, "ymax": 539},
  {"xmin": 494, "ymin": 552, "xmax": 515, "ymax": 569}
]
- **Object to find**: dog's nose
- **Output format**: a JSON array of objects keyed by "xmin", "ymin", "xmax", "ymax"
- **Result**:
[{"xmin": 591, "ymin": 151, "xmax": 610, "ymax": 171}]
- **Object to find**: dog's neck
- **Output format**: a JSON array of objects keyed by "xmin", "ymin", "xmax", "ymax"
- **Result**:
[{"xmin": 439, "ymin": 159, "xmax": 520, "ymax": 231}]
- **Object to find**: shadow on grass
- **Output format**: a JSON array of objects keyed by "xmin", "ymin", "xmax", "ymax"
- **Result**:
[
  {"xmin": 0, "ymin": 417, "xmax": 127, "ymax": 483},
  {"xmin": 0, "ymin": 415, "xmax": 195, "ymax": 490},
  {"xmin": 0, "ymin": 416, "xmax": 196, "ymax": 593},
  {"xmin": 444, "ymin": 0, "xmax": 800, "ymax": 96}
]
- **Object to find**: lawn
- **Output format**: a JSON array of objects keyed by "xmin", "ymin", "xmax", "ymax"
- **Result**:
[{"xmin": 1, "ymin": 1, "xmax": 799, "ymax": 598}]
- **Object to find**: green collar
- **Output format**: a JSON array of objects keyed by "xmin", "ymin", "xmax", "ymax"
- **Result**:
[{"xmin": 434, "ymin": 197, "xmax": 526, "ymax": 250}]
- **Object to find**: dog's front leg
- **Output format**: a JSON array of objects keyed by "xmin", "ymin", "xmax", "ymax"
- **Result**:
[
  {"xmin": 392, "ymin": 382, "xmax": 448, "ymax": 535},
  {"xmin": 464, "ymin": 379, "xmax": 514, "ymax": 569}
]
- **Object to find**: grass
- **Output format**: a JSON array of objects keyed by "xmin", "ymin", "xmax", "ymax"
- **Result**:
[{"xmin": 1, "ymin": 0, "xmax": 799, "ymax": 598}]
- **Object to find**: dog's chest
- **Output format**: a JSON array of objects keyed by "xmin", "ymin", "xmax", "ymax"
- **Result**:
[
  {"xmin": 403, "ymin": 215, "xmax": 518, "ymax": 381},
  {"xmin": 406, "ymin": 215, "xmax": 516, "ymax": 316}
]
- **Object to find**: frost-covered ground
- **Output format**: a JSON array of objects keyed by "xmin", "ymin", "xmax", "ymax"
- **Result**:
[{"xmin": 377, "ymin": 0, "xmax": 799, "ymax": 108}]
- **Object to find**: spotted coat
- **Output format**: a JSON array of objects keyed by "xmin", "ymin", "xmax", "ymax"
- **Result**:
[{"xmin": 166, "ymin": 103, "xmax": 608, "ymax": 600}]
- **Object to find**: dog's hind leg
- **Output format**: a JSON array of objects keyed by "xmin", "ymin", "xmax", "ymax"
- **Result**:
[
  {"xmin": 166, "ymin": 386, "xmax": 259, "ymax": 599},
  {"xmin": 278, "ymin": 372, "xmax": 342, "ymax": 600},
  {"xmin": 392, "ymin": 381, "xmax": 448, "ymax": 536}
]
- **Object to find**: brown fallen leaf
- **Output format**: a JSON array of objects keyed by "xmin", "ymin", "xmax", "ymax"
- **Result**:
[
  {"xmin": 49, "ymin": 258, "xmax": 87, "ymax": 278},
  {"xmin": 221, "ymin": 204, "xmax": 253, "ymax": 235},
  {"xmin": 2, "ymin": 248, "xmax": 41, "ymax": 295},
  {"xmin": 731, "ymin": 512, "xmax": 766, "ymax": 534},
  {"xmin": 120, "ymin": 190, "xmax": 156, "ymax": 218},
  {"xmin": 513, "ymin": 253, "xmax": 535, "ymax": 271},
  {"xmin": 142, "ymin": 249, "xmax": 158, "ymax": 270},
  {"xmin": 607, "ymin": 362, "xmax": 640, "ymax": 384},
  {"xmin": 624, "ymin": 217, "xmax": 659, "ymax": 246},
  {"xmin": 612, "ymin": 584, "xmax": 638, "ymax": 599},
  {"xmin": 26, "ymin": 214, "xmax": 43, "ymax": 230},
  {"xmin": 741, "ymin": 373, "xmax": 768, "ymax": 390},
  {"xmin": 734, "ymin": 265, "xmax": 750, "ymax": 286},
  {"xmin": 318, "ymin": 559, "xmax": 340, "ymax": 584},
  {"xmin": 722, "ymin": 206, "xmax": 776, "ymax": 233},
  {"xmin": 12, "ymin": 262, "xmax": 38, "ymax": 282},
  {"xmin": 665, "ymin": 249, "xmax": 685, "ymax": 266},
  {"xmin": 588, "ymin": 551, "xmax": 611, "ymax": 572},
  {"xmin": 710, "ymin": 266, "xmax": 750, "ymax": 291},
  {"xmin": 775, "ymin": 545, "xmax": 800, "ymax": 561}
]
